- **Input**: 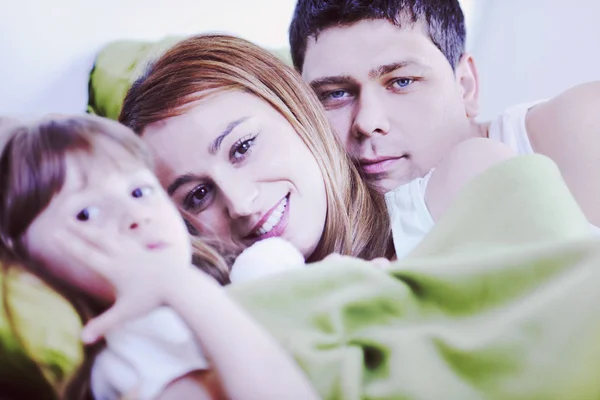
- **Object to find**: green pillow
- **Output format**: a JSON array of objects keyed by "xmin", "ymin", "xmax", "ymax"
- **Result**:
[
  {"xmin": 87, "ymin": 36, "xmax": 292, "ymax": 120},
  {"xmin": 88, "ymin": 37, "xmax": 183, "ymax": 120},
  {"xmin": 0, "ymin": 266, "xmax": 82, "ymax": 396}
]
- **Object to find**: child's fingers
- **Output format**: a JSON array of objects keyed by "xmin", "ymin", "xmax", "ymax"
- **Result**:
[
  {"xmin": 323, "ymin": 253, "xmax": 344, "ymax": 262},
  {"xmin": 64, "ymin": 221, "xmax": 122, "ymax": 255},
  {"xmin": 81, "ymin": 298, "xmax": 142, "ymax": 344},
  {"xmin": 371, "ymin": 257, "xmax": 391, "ymax": 269},
  {"xmin": 53, "ymin": 230, "xmax": 113, "ymax": 275}
]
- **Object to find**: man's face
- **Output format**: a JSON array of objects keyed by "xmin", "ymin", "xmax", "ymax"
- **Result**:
[{"xmin": 302, "ymin": 19, "xmax": 479, "ymax": 191}]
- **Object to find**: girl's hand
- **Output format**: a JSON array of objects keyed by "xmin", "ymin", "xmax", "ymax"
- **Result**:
[{"xmin": 53, "ymin": 222, "xmax": 195, "ymax": 344}]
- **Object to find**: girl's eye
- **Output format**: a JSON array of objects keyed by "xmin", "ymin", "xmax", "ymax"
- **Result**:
[
  {"xmin": 184, "ymin": 185, "xmax": 212, "ymax": 210},
  {"xmin": 230, "ymin": 135, "xmax": 257, "ymax": 161},
  {"xmin": 76, "ymin": 207, "xmax": 99, "ymax": 222},
  {"xmin": 132, "ymin": 186, "xmax": 153, "ymax": 198}
]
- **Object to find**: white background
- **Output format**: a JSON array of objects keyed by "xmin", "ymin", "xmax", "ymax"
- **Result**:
[
  {"xmin": 469, "ymin": 0, "xmax": 600, "ymax": 119},
  {"xmin": 0, "ymin": 0, "xmax": 296, "ymax": 115},
  {"xmin": 0, "ymin": 0, "xmax": 598, "ymax": 119}
]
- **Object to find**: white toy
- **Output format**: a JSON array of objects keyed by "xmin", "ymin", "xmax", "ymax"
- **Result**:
[{"xmin": 229, "ymin": 237, "xmax": 306, "ymax": 283}]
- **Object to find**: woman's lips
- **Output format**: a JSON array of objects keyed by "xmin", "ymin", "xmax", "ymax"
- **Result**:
[{"xmin": 246, "ymin": 195, "xmax": 290, "ymax": 241}]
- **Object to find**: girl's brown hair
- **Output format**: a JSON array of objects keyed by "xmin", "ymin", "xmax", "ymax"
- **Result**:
[
  {"xmin": 0, "ymin": 115, "xmax": 230, "ymax": 399},
  {"xmin": 120, "ymin": 34, "xmax": 394, "ymax": 262}
]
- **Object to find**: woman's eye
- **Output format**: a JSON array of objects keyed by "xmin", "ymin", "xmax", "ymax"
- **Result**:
[
  {"xmin": 185, "ymin": 185, "xmax": 211, "ymax": 210},
  {"xmin": 235, "ymin": 141, "xmax": 252, "ymax": 157},
  {"xmin": 76, "ymin": 207, "xmax": 99, "ymax": 222},
  {"xmin": 230, "ymin": 135, "xmax": 257, "ymax": 161},
  {"xmin": 132, "ymin": 186, "xmax": 153, "ymax": 198}
]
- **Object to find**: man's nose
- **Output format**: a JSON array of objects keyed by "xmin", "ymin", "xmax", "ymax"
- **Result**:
[{"xmin": 351, "ymin": 89, "xmax": 391, "ymax": 139}]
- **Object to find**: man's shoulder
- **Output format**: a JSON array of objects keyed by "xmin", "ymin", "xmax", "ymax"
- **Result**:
[{"xmin": 525, "ymin": 81, "xmax": 600, "ymax": 153}]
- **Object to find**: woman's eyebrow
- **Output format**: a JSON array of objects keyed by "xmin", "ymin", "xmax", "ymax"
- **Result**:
[
  {"xmin": 167, "ymin": 173, "xmax": 198, "ymax": 196},
  {"xmin": 209, "ymin": 116, "xmax": 249, "ymax": 155}
]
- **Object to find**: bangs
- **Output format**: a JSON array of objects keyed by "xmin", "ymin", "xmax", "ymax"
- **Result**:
[{"xmin": 0, "ymin": 116, "xmax": 151, "ymax": 250}]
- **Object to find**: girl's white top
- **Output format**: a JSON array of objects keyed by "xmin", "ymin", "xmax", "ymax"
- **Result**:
[{"xmin": 91, "ymin": 237, "xmax": 305, "ymax": 400}]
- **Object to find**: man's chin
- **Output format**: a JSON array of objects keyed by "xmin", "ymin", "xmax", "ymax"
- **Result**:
[
  {"xmin": 364, "ymin": 177, "xmax": 399, "ymax": 194},
  {"xmin": 364, "ymin": 172, "xmax": 418, "ymax": 193}
]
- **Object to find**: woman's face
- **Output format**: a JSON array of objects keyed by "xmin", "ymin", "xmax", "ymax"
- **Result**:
[{"xmin": 142, "ymin": 90, "xmax": 328, "ymax": 258}]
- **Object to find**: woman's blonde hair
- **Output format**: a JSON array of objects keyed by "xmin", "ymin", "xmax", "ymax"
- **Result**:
[
  {"xmin": 0, "ymin": 115, "xmax": 230, "ymax": 400},
  {"xmin": 120, "ymin": 34, "xmax": 393, "ymax": 262}
]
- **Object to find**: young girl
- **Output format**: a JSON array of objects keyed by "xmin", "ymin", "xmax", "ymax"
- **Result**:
[{"xmin": 0, "ymin": 115, "xmax": 318, "ymax": 400}]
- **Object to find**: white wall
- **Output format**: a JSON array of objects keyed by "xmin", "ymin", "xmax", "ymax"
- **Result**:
[
  {"xmin": 468, "ymin": 0, "xmax": 600, "ymax": 120},
  {"xmin": 0, "ymin": 0, "xmax": 296, "ymax": 116},
  {"xmin": 2, "ymin": 1, "xmax": 598, "ymax": 119}
]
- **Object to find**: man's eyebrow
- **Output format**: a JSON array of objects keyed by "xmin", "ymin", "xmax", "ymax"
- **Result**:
[
  {"xmin": 309, "ymin": 75, "xmax": 359, "ymax": 90},
  {"xmin": 209, "ymin": 116, "xmax": 249, "ymax": 155},
  {"xmin": 369, "ymin": 60, "xmax": 427, "ymax": 79},
  {"xmin": 167, "ymin": 173, "xmax": 197, "ymax": 196},
  {"xmin": 309, "ymin": 60, "xmax": 428, "ymax": 89}
]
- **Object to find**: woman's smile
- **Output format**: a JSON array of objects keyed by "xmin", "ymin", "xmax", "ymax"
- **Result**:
[{"xmin": 247, "ymin": 194, "xmax": 290, "ymax": 239}]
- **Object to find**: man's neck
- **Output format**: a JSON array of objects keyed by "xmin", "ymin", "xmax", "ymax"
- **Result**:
[{"xmin": 473, "ymin": 120, "xmax": 491, "ymax": 139}]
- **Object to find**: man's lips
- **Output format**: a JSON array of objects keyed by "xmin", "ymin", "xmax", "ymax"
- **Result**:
[{"xmin": 359, "ymin": 156, "xmax": 404, "ymax": 175}]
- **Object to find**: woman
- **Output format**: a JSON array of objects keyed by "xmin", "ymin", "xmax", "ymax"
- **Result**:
[{"xmin": 119, "ymin": 34, "xmax": 395, "ymax": 264}]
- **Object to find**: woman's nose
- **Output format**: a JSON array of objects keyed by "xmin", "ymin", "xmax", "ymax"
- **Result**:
[{"xmin": 219, "ymin": 179, "xmax": 260, "ymax": 220}]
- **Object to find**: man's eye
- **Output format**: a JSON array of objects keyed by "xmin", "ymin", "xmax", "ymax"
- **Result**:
[
  {"xmin": 76, "ymin": 207, "xmax": 99, "ymax": 222},
  {"xmin": 327, "ymin": 90, "xmax": 347, "ymax": 99},
  {"xmin": 132, "ymin": 187, "xmax": 153, "ymax": 198},
  {"xmin": 391, "ymin": 78, "xmax": 413, "ymax": 89}
]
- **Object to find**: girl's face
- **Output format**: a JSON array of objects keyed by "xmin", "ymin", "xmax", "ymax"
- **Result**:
[
  {"xmin": 142, "ymin": 90, "xmax": 328, "ymax": 258},
  {"xmin": 24, "ymin": 144, "xmax": 190, "ymax": 302}
]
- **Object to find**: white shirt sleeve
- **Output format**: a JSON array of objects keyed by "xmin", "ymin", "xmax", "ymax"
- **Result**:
[
  {"xmin": 385, "ymin": 169, "xmax": 436, "ymax": 259},
  {"xmin": 91, "ymin": 307, "xmax": 209, "ymax": 400}
]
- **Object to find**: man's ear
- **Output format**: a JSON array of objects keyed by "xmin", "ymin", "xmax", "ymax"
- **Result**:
[{"xmin": 455, "ymin": 53, "xmax": 480, "ymax": 119}]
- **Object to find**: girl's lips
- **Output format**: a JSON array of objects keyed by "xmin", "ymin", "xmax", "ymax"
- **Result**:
[{"xmin": 147, "ymin": 242, "xmax": 167, "ymax": 250}]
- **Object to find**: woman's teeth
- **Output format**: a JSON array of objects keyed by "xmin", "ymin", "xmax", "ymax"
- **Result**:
[{"xmin": 256, "ymin": 197, "xmax": 287, "ymax": 235}]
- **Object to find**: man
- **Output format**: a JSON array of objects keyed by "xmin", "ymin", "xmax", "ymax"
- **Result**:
[{"xmin": 289, "ymin": 0, "xmax": 600, "ymax": 226}]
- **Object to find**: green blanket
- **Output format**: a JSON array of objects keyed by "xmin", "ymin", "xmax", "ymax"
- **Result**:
[
  {"xmin": 229, "ymin": 154, "xmax": 600, "ymax": 399},
  {"xmin": 3, "ymin": 154, "xmax": 600, "ymax": 399}
]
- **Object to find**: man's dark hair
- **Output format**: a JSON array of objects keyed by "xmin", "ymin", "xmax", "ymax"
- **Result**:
[{"xmin": 289, "ymin": 0, "xmax": 466, "ymax": 72}]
